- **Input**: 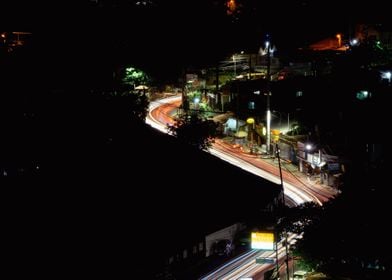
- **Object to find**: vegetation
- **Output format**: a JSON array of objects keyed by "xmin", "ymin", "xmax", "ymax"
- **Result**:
[
  {"xmin": 122, "ymin": 66, "xmax": 150, "ymax": 89},
  {"xmin": 105, "ymin": 90, "xmax": 149, "ymax": 122},
  {"xmin": 167, "ymin": 114, "xmax": 218, "ymax": 150},
  {"xmin": 290, "ymin": 166, "xmax": 389, "ymax": 279}
]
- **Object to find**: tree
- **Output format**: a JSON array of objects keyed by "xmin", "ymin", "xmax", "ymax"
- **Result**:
[
  {"xmin": 167, "ymin": 114, "xmax": 218, "ymax": 150},
  {"xmin": 293, "ymin": 181, "xmax": 389, "ymax": 279},
  {"xmin": 122, "ymin": 66, "xmax": 150, "ymax": 90},
  {"xmin": 106, "ymin": 90, "xmax": 149, "ymax": 123}
]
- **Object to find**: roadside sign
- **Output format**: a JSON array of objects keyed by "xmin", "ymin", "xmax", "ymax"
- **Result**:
[{"xmin": 256, "ymin": 257, "xmax": 275, "ymax": 264}]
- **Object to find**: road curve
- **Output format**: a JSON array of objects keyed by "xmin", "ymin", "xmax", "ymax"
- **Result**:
[{"xmin": 146, "ymin": 95, "xmax": 336, "ymax": 279}]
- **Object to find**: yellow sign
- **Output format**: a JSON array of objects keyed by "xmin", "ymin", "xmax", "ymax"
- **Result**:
[
  {"xmin": 271, "ymin": 129, "xmax": 280, "ymax": 135},
  {"xmin": 251, "ymin": 232, "xmax": 274, "ymax": 250}
]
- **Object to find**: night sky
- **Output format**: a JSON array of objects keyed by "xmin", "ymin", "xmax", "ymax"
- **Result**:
[
  {"xmin": 3, "ymin": 1, "xmax": 390, "ymax": 278},
  {"xmin": 30, "ymin": 0, "xmax": 390, "ymax": 84}
]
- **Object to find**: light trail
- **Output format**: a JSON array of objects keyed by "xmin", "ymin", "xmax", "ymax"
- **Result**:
[{"xmin": 146, "ymin": 95, "xmax": 336, "ymax": 280}]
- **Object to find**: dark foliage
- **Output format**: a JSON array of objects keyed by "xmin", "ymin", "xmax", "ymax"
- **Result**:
[
  {"xmin": 167, "ymin": 114, "xmax": 218, "ymax": 150},
  {"xmin": 294, "ymin": 163, "xmax": 389, "ymax": 279}
]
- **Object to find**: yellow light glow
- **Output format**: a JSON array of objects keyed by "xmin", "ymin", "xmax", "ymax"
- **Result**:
[
  {"xmin": 336, "ymin": 34, "xmax": 342, "ymax": 47},
  {"xmin": 251, "ymin": 232, "xmax": 274, "ymax": 250},
  {"xmin": 246, "ymin": 117, "xmax": 255, "ymax": 124},
  {"xmin": 227, "ymin": 0, "xmax": 236, "ymax": 14}
]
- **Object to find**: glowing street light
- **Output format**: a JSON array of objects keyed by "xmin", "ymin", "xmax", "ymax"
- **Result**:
[
  {"xmin": 336, "ymin": 33, "xmax": 342, "ymax": 47},
  {"xmin": 350, "ymin": 38, "xmax": 358, "ymax": 46},
  {"xmin": 381, "ymin": 71, "xmax": 391, "ymax": 84},
  {"xmin": 194, "ymin": 97, "xmax": 200, "ymax": 110},
  {"xmin": 260, "ymin": 38, "xmax": 275, "ymax": 154}
]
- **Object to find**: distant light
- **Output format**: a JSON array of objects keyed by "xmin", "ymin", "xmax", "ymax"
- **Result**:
[
  {"xmin": 305, "ymin": 144, "xmax": 312, "ymax": 150},
  {"xmin": 350, "ymin": 38, "xmax": 358, "ymax": 46},
  {"xmin": 265, "ymin": 41, "xmax": 270, "ymax": 48},
  {"xmin": 253, "ymin": 90, "xmax": 260, "ymax": 95},
  {"xmin": 262, "ymin": 127, "xmax": 266, "ymax": 136},
  {"xmin": 246, "ymin": 117, "xmax": 255, "ymax": 124},
  {"xmin": 319, "ymin": 161, "xmax": 326, "ymax": 167},
  {"xmin": 375, "ymin": 40, "xmax": 383, "ymax": 50},
  {"xmin": 194, "ymin": 97, "xmax": 200, "ymax": 104},
  {"xmin": 356, "ymin": 90, "xmax": 371, "ymax": 100},
  {"xmin": 381, "ymin": 71, "xmax": 391, "ymax": 80}
]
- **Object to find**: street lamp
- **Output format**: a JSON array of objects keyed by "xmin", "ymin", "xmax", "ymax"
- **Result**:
[
  {"xmin": 305, "ymin": 143, "xmax": 326, "ymax": 182},
  {"xmin": 381, "ymin": 71, "xmax": 391, "ymax": 84},
  {"xmin": 232, "ymin": 51, "xmax": 244, "ymax": 80},
  {"xmin": 194, "ymin": 97, "xmax": 200, "ymax": 111},
  {"xmin": 232, "ymin": 52, "xmax": 244, "ymax": 133},
  {"xmin": 336, "ymin": 33, "xmax": 342, "ymax": 48},
  {"xmin": 232, "ymin": 55, "xmax": 237, "ymax": 78},
  {"xmin": 264, "ymin": 40, "xmax": 272, "ymax": 154}
]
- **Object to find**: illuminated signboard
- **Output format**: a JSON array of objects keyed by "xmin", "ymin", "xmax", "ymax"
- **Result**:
[{"xmin": 251, "ymin": 232, "xmax": 274, "ymax": 250}]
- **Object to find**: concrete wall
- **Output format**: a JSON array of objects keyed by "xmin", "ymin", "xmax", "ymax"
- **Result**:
[{"xmin": 205, "ymin": 223, "xmax": 244, "ymax": 257}]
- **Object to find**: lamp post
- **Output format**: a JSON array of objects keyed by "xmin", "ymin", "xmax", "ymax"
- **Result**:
[
  {"xmin": 194, "ymin": 97, "xmax": 200, "ymax": 111},
  {"xmin": 287, "ymin": 112, "xmax": 290, "ymax": 133},
  {"xmin": 232, "ymin": 51, "xmax": 244, "ymax": 79},
  {"xmin": 384, "ymin": 71, "xmax": 391, "ymax": 84},
  {"xmin": 336, "ymin": 33, "xmax": 342, "ymax": 48},
  {"xmin": 265, "ymin": 40, "xmax": 272, "ymax": 154},
  {"xmin": 232, "ymin": 52, "xmax": 243, "ymax": 133},
  {"xmin": 232, "ymin": 54, "xmax": 237, "ymax": 78}
]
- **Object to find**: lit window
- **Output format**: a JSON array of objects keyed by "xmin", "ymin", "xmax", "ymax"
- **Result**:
[
  {"xmin": 248, "ymin": 101, "xmax": 255, "ymax": 109},
  {"xmin": 296, "ymin": 91, "xmax": 303, "ymax": 97},
  {"xmin": 199, "ymin": 242, "xmax": 204, "ymax": 251}
]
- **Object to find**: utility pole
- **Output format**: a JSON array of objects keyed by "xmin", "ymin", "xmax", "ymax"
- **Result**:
[
  {"xmin": 248, "ymin": 53, "xmax": 252, "ymax": 80},
  {"xmin": 233, "ymin": 54, "xmax": 240, "ymax": 133},
  {"xmin": 215, "ymin": 63, "xmax": 222, "ymax": 112},
  {"xmin": 287, "ymin": 113, "xmax": 290, "ymax": 133},
  {"xmin": 276, "ymin": 143, "xmax": 290, "ymax": 280},
  {"xmin": 266, "ymin": 41, "xmax": 272, "ymax": 154}
]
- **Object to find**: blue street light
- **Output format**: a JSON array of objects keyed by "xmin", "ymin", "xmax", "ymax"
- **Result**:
[{"xmin": 194, "ymin": 97, "xmax": 200, "ymax": 110}]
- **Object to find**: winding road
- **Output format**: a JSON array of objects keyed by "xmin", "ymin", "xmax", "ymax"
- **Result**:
[{"xmin": 146, "ymin": 95, "xmax": 337, "ymax": 279}]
